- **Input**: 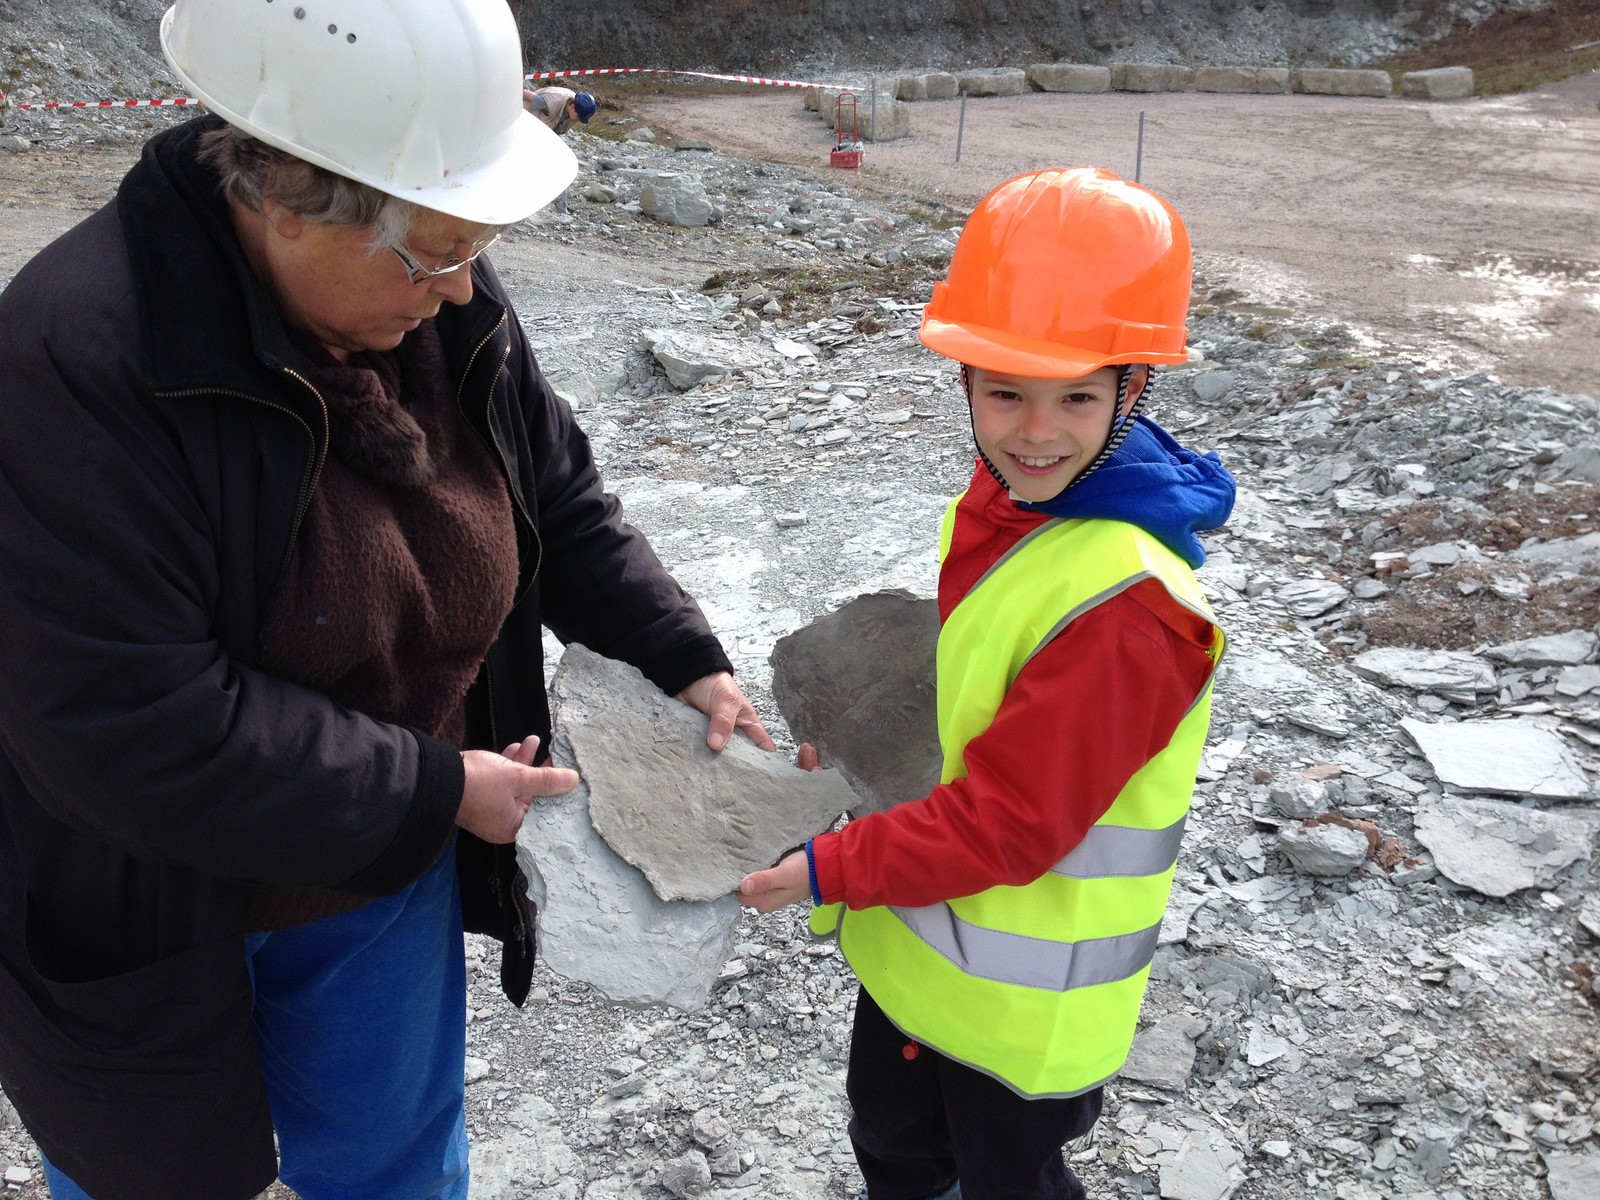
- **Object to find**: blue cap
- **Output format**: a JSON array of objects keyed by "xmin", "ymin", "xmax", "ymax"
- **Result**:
[{"xmin": 574, "ymin": 91, "xmax": 597, "ymax": 123}]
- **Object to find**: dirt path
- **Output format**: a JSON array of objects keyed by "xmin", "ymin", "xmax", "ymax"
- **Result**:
[{"xmin": 634, "ymin": 79, "xmax": 1600, "ymax": 399}]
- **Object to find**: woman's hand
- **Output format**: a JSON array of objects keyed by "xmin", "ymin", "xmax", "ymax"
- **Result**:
[
  {"xmin": 677, "ymin": 671, "xmax": 776, "ymax": 752},
  {"xmin": 457, "ymin": 736, "xmax": 579, "ymax": 844}
]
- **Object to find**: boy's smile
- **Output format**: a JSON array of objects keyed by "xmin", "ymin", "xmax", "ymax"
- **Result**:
[{"xmin": 967, "ymin": 365, "xmax": 1144, "ymax": 503}]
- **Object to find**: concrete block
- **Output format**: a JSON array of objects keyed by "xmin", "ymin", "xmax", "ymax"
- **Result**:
[
  {"xmin": 1114, "ymin": 63, "xmax": 1190, "ymax": 93},
  {"xmin": 802, "ymin": 86, "xmax": 821, "ymax": 112},
  {"xmin": 958, "ymin": 67, "xmax": 1029, "ymax": 96},
  {"xmin": 859, "ymin": 96, "xmax": 912, "ymax": 142},
  {"xmin": 1402, "ymin": 66, "xmax": 1473, "ymax": 100},
  {"xmin": 1256, "ymin": 67, "xmax": 1291, "ymax": 95},
  {"xmin": 924, "ymin": 72, "xmax": 960, "ymax": 100},
  {"xmin": 1195, "ymin": 66, "xmax": 1258, "ymax": 94},
  {"xmin": 1294, "ymin": 68, "xmax": 1393, "ymax": 98},
  {"xmin": 895, "ymin": 74, "xmax": 927, "ymax": 101},
  {"xmin": 1027, "ymin": 63, "xmax": 1111, "ymax": 93}
]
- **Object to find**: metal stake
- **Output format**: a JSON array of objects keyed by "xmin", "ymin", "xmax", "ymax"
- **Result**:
[
  {"xmin": 956, "ymin": 92, "xmax": 967, "ymax": 163},
  {"xmin": 870, "ymin": 80, "xmax": 877, "ymax": 144},
  {"xmin": 1135, "ymin": 110, "xmax": 1145, "ymax": 182}
]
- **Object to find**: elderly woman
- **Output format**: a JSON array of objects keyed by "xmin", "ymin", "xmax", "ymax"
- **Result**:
[{"xmin": 0, "ymin": 3, "xmax": 770, "ymax": 1199}]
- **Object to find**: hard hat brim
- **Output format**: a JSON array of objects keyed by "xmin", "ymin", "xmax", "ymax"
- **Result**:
[{"xmin": 920, "ymin": 313, "xmax": 1189, "ymax": 379}]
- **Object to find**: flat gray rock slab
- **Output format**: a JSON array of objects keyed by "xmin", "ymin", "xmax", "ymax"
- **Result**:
[
  {"xmin": 1352, "ymin": 647, "xmax": 1497, "ymax": 694},
  {"xmin": 1413, "ymin": 795, "xmax": 1593, "ymax": 898},
  {"xmin": 769, "ymin": 590, "xmax": 942, "ymax": 815},
  {"xmin": 1122, "ymin": 1014, "xmax": 1207, "ymax": 1091},
  {"xmin": 1483, "ymin": 630, "xmax": 1598, "ymax": 667},
  {"xmin": 558, "ymin": 643, "xmax": 856, "ymax": 902},
  {"xmin": 1401, "ymin": 717, "xmax": 1594, "ymax": 801},
  {"xmin": 516, "ymin": 760, "xmax": 738, "ymax": 1011},
  {"xmin": 1544, "ymin": 1150, "xmax": 1600, "ymax": 1200}
]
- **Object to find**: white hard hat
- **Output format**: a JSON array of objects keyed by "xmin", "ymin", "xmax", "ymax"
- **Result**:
[{"xmin": 160, "ymin": 0, "xmax": 577, "ymax": 225}]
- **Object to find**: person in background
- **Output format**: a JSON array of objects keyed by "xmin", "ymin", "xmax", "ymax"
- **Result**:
[
  {"xmin": 523, "ymin": 83, "xmax": 598, "ymax": 135},
  {"xmin": 739, "ymin": 167, "xmax": 1236, "ymax": 1200},
  {"xmin": 0, "ymin": 2, "xmax": 770, "ymax": 1198}
]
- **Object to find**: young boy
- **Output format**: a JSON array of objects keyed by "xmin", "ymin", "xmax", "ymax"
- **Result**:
[{"xmin": 739, "ymin": 167, "xmax": 1235, "ymax": 1200}]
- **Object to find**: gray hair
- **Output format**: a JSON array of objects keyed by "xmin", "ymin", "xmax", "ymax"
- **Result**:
[{"xmin": 198, "ymin": 123, "xmax": 416, "ymax": 252}]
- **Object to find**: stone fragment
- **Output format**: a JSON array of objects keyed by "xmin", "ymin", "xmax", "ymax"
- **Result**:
[
  {"xmin": 1121, "ymin": 1014, "xmax": 1207, "ymax": 1090},
  {"xmin": 1157, "ymin": 1121, "xmax": 1245, "ymax": 1200},
  {"xmin": 1556, "ymin": 665, "xmax": 1600, "ymax": 697},
  {"xmin": 4, "ymin": 1166, "xmax": 32, "ymax": 1185},
  {"xmin": 1546, "ymin": 1151, "xmax": 1600, "ymax": 1200},
  {"xmin": 638, "ymin": 329, "xmax": 755, "ymax": 390},
  {"xmin": 662, "ymin": 1150, "xmax": 713, "ymax": 1197},
  {"xmin": 1413, "ymin": 795, "xmax": 1592, "ymax": 897},
  {"xmin": 1293, "ymin": 68, "xmax": 1393, "ymax": 98},
  {"xmin": 635, "ymin": 170, "xmax": 712, "ymax": 227},
  {"xmin": 1191, "ymin": 370, "xmax": 1235, "ymax": 402},
  {"xmin": 557, "ymin": 644, "xmax": 855, "ymax": 901},
  {"xmin": 1401, "ymin": 718, "xmax": 1593, "ymax": 801},
  {"xmin": 1283, "ymin": 706, "xmax": 1351, "ymax": 738},
  {"xmin": 1245, "ymin": 1025, "xmax": 1290, "ymax": 1066},
  {"xmin": 1278, "ymin": 578, "xmax": 1348, "ymax": 617},
  {"xmin": 1484, "ymin": 631, "xmax": 1598, "ymax": 667},
  {"xmin": 690, "ymin": 1107, "xmax": 733, "ymax": 1150},
  {"xmin": 957, "ymin": 68, "xmax": 1028, "ymax": 96},
  {"xmin": 0, "ymin": 136, "xmax": 33, "ymax": 153},
  {"xmin": 770, "ymin": 591, "xmax": 942, "ymax": 816},
  {"xmin": 1269, "ymin": 777, "xmax": 1329, "ymax": 819},
  {"xmin": 1580, "ymin": 894, "xmax": 1600, "ymax": 940},
  {"xmin": 1278, "ymin": 820, "xmax": 1370, "ymax": 877},
  {"xmin": 1027, "ymin": 63, "xmax": 1110, "ymax": 93},
  {"xmin": 1401, "ymin": 66, "xmax": 1473, "ymax": 100},
  {"xmin": 1351, "ymin": 647, "xmax": 1496, "ymax": 695}
]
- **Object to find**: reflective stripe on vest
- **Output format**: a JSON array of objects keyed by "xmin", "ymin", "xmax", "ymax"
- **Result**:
[{"xmin": 814, "ymin": 506, "xmax": 1224, "ymax": 1098}]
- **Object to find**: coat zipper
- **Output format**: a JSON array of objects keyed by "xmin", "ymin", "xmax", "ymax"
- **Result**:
[
  {"xmin": 156, "ymin": 380, "xmax": 329, "ymax": 554},
  {"xmin": 455, "ymin": 313, "xmax": 543, "ymax": 606}
]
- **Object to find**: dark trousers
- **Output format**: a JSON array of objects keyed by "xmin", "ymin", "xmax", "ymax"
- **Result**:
[{"xmin": 847, "ymin": 987, "xmax": 1104, "ymax": 1200}]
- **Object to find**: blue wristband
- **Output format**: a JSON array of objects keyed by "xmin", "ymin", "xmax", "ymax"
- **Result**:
[{"xmin": 805, "ymin": 840, "xmax": 822, "ymax": 906}]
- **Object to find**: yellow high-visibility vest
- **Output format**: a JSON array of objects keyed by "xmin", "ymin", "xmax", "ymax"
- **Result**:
[{"xmin": 812, "ymin": 503, "xmax": 1224, "ymax": 1098}]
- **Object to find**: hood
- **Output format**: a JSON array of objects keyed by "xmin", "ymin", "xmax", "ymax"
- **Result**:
[{"xmin": 1018, "ymin": 414, "xmax": 1236, "ymax": 568}]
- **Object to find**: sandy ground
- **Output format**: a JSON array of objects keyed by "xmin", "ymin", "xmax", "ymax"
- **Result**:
[{"xmin": 633, "ymin": 77, "xmax": 1600, "ymax": 400}]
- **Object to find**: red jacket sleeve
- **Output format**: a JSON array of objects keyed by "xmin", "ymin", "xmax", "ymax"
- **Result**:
[{"xmin": 810, "ymin": 578, "xmax": 1216, "ymax": 910}]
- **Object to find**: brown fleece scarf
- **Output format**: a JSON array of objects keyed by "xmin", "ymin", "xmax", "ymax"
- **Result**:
[{"xmin": 249, "ymin": 320, "xmax": 518, "ymax": 930}]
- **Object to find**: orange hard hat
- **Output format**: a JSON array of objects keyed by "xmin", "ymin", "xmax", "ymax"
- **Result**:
[{"xmin": 919, "ymin": 167, "xmax": 1192, "ymax": 378}]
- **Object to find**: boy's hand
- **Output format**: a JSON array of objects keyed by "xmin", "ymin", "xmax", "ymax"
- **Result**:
[{"xmin": 738, "ymin": 849, "xmax": 810, "ymax": 913}]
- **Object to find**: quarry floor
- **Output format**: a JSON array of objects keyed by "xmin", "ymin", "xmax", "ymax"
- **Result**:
[{"xmin": 632, "ymin": 76, "xmax": 1600, "ymax": 401}]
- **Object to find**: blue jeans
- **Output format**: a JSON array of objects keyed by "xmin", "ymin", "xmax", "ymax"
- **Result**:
[{"xmin": 44, "ymin": 849, "xmax": 469, "ymax": 1200}]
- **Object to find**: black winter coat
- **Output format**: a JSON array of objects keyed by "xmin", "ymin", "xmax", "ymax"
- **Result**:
[{"xmin": 0, "ymin": 116, "xmax": 730, "ymax": 1200}]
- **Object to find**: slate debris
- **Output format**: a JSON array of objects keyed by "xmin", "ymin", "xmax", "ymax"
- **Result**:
[{"xmin": 2, "ymin": 6, "xmax": 1598, "ymax": 1197}]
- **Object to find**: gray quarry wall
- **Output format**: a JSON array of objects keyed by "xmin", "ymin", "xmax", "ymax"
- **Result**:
[{"xmin": 510, "ymin": 0, "xmax": 1554, "ymax": 75}]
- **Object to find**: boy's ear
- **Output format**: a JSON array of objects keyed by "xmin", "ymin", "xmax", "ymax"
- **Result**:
[{"xmin": 1121, "ymin": 365, "xmax": 1152, "ymax": 414}]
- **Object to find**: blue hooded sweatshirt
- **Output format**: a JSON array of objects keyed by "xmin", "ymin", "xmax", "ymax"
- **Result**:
[{"xmin": 1015, "ymin": 414, "xmax": 1236, "ymax": 569}]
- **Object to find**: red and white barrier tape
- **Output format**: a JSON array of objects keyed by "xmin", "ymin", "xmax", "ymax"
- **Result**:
[
  {"xmin": 0, "ymin": 93, "xmax": 202, "ymax": 111},
  {"xmin": 0, "ymin": 66, "xmax": 853, "ymax": 113},
  {"xmin": 529, "ymin": 67, "xmax": 855, "ymax": 91}
]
